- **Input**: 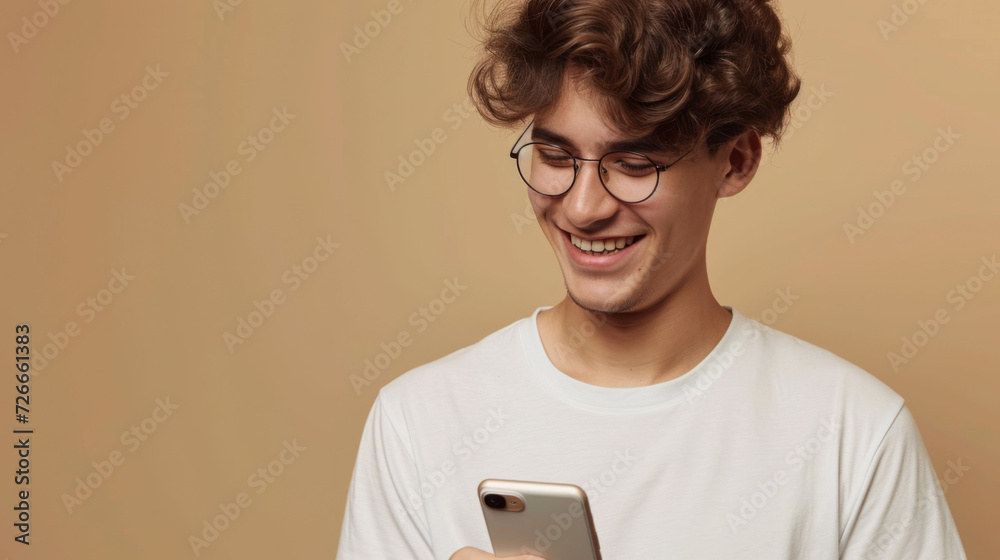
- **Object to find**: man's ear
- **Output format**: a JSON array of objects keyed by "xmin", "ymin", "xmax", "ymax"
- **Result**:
[{"xmin": 716, "ymin": 129, "xmax": 762, "ymax": 199}]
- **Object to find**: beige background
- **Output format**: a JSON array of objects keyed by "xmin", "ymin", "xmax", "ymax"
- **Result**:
[{"xmin": 0, "ymin": 0, "xmax": 996, "ymax": 557}]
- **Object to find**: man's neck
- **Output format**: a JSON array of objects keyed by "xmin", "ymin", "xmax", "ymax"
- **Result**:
[{"xmin": 536, "ymin": 283, "xmax": 733, "ymax": 388}]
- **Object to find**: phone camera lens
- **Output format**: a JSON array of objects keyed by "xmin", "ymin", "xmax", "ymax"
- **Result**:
[{"xmin": 484, "ymin": 493, "xmax": 507, "ymax": 509}]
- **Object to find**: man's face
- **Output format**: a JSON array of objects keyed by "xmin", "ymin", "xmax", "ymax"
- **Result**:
[{"xmin": 527, "ymin": 75, "xmax": 738, "ymax": 315}]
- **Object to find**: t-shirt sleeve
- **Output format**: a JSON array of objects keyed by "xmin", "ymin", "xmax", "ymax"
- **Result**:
[
  {"xmin": 335, "ymin": 393, "xmax": 435, "ymax": 560},
  {"xmin": 839, "ymin": 403, "xmax": 968, "ymax": 559}
]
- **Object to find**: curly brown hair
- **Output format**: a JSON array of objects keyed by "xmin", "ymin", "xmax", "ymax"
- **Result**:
[{"xmin": 466, "ymin": 0, "xmax": 802, "ymax": 156}]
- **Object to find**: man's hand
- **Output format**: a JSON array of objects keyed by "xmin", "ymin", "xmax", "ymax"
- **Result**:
[{"xmin": 449, "ymin": 547, "xmax": 545, "ymax": 560}]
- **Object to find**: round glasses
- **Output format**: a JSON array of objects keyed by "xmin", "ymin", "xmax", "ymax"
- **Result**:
[{"xmin": 509, "ymin": 122, "xmax": 690, "ymax": 204}]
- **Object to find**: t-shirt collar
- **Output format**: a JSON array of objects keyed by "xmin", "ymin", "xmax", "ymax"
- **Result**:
[{"xmin": 519, "ymin": 304, "xmax": 749, "ymax": 414}]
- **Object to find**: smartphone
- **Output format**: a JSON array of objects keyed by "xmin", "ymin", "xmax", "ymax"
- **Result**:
[{"xmin": 478, "ymin": 479, "xmax": 602, "ymax": 560}]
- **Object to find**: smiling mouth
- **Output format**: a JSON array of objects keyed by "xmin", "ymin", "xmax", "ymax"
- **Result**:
[{"xmin": 567, "ymin": 232, "xmax": 645, "ymax": 255}]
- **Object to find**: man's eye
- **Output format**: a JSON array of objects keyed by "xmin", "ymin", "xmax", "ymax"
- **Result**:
[
  {"xmin": 611, "ymin": 159, "xmax": 655, "ymax": 175},
  {"xmin": 539, "ymin": 151, "xmax": 573, "ymax": 165}
]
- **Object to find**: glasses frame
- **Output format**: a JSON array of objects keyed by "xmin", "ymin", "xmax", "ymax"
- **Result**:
[{"xmin": 509, "ymin": 120, "xmax": 691, "ymax": 204}]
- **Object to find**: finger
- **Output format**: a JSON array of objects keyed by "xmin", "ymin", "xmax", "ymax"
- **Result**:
[{"xmin": 449, "ymin": 546, "xmax": 546, "ymax": 560}]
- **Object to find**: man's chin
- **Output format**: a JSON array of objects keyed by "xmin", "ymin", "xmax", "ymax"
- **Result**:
[{"xmin": 565, "ymin": 283, "xmax": 645, "ymax": 315}]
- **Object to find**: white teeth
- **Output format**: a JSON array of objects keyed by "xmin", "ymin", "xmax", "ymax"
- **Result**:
[{"xmin": 569, "ymin": 234, "xmax": 640, "ymax": 255}]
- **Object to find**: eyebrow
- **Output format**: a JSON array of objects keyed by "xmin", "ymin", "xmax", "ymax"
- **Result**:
[{"xmin": 531, "ymin": 124, "xmax": 667, "ymax": 156}]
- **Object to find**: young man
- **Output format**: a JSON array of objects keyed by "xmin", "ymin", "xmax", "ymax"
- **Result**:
[{"xmin": 337, "ymin": 0, "xmax": 968, "ymax": 558}]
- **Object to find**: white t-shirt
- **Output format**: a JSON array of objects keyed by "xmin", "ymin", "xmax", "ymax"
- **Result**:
[{"xmin": 336, "ymin": 306, "xmax": 968, "ymax": 559}]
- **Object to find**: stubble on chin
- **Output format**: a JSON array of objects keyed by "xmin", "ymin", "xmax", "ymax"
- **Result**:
[
  {"xmin": 562, "ymin": 247, "xmax": 672, "ymax": 316},
  {"xmin": 565, "ymin": 278, "xmax": 651, "ymax": 315}
]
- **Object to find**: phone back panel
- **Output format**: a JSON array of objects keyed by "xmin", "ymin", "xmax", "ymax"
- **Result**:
[{"xmin": 478, "ymin": 479, "xmax": 601, "ymax": 560}]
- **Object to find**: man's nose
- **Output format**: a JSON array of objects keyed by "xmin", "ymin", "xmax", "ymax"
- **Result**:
[{"xmin": 562, "ymin": 159, "xmax": 620, "ymax": 227}]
